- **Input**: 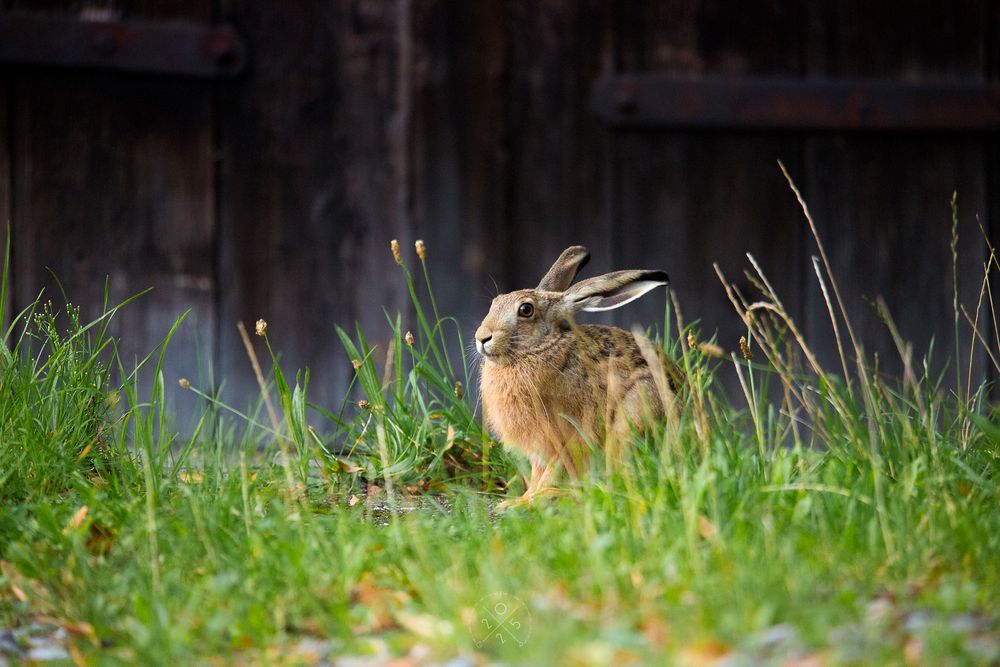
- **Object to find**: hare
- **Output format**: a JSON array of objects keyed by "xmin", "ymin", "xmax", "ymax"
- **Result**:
[{"xmin": 475, "ymin": 245, "xmax": 683, "ymax": 507}]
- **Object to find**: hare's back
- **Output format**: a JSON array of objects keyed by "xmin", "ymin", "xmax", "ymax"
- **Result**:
[{"xmin": 578, "ymin": 324, "xmax": 685, "ymax": 394}]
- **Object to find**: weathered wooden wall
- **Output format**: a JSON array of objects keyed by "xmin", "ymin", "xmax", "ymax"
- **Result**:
[{"xmin": 0, "ymin": 1, "xmax": 994, "ymax": 426}]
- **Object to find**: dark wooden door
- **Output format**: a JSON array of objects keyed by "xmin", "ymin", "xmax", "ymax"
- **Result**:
[{"xmin": 1, "ymin": 1, "xmax": 994, "ymax": 428}]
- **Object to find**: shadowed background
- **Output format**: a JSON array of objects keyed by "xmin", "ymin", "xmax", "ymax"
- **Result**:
[{"xmin": 0, "ymin": 1, "xmax": 995, "ymax": 424}]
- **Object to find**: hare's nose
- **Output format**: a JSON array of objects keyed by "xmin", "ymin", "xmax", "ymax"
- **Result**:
[{"xmin": 475, "ymin": 333, "xmax": 493, "ymax": 355}]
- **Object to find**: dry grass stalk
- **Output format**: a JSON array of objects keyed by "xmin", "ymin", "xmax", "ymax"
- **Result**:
[
  {"xmin": 746, "ymin": 253, "xmax": 787, "ymax": 312},
  {"xmin": 237, "ymin": 320, "xmax": 281, "ymax": 434},
  {"xmin": 631, "ymin": 327, "xmax": 681, "ymax": 445},
  {"xmin": 669, "ymin": 289, "xmax": 686, "ymax": 336},
  {"xmin": 961, "ymin": 304, "xmax": 1000, "ymax": 374},
  {"xmin": 778, "ymin": 161, "xmax": 864, "ymax": 370},
  {"xmin": 732, "ymin": 352, "xmax": 764, "ymax": 457},
  {"xmin": 713, "ymin": 263, "xmax": 805, "ymax": 411},
  {"xmin": 874, "ymin": 296, "xmax": 925, "ymax": 417},
  {"xmin": 381, "ymin": 339, "xmax": 396, "ymax": 390},
  {"xmin": 812, "ymin": 257, "xmax": 852, "ymax": 397}
]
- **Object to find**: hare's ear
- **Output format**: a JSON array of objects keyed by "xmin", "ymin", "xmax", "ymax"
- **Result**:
[
  {"xmin": 536, "ymin": 246, "xmax": 591, "ymax": 292},
  {"xmin": 562, "ymin": 270, "xmax": 669, "ymax": 312}
]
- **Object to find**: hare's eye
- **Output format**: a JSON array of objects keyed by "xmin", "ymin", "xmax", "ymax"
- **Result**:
[{"xmin": 517, "ymin": 303, "xmax": 534, "ymax": 318}]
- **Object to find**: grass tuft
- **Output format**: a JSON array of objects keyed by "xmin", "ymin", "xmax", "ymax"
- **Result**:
[{"xmin": 1, "ymin": 192, "xmax": 998, "ymax": 665}]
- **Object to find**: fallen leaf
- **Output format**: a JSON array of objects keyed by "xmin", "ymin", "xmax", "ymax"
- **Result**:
[
  {"xmin": 68, "ymin": 642, "xmax": 87, "ymax": 667},
  {"xmin": 63, "ymin": 506, "xmax": 89, "ymax": 533},
  {"xmin": 394, "ymin": 611, "xmax": 453, "ymax": 639},
  {"xmin": 639, "ymin": 613, "xmax": 671, "ymax": 648},
  {"xmin": 678, "ymin": 640, "xmax": 730, "ymax": 666},
  {"xmin": 64, "ymin": 621, "xmax": 98, "ymax": 646},
  {"xmin": 348, "ymin": 495, "xmax": 360, "ymax": 507},
  {"xmin": 612, "ymin": 648, "xmax": 644, "ymax": 666},
  {"xmin": 904, "ymin": 637, "xmax": 923, "ymax": 666},
  {"xmin": 286, "ymin": 637, "xmax": 333, "ymax": 665},
  {"xmin": 333, "ymin": 458, "xmax": 363, "ymax": 474},
  {"xmin": 697, "ymin": 514, "xmax": 718, "ymax": 540},
  {"xmin": 178, "ymin": 470, "xmax": 205, "ymax": 484},
  {"xmin": 85, "ymin": 523, "xmax": 115, "ymax": 556},
  {"xmin": 782, "ymin": 653, "xmax": 827, "ymax": 667}
]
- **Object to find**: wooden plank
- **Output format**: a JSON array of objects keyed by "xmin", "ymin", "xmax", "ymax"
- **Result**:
[
  {"xmin": 0, "ymin": 71, "xmax": 9, "ymax": 335},
  {"xmin": 504, "ymin": 0, "xmax": 616, "ymax": 303},
  {"xmin": 799, "ymin": 138, "xmax": 987, "ymax": 382},
  {"xmin": 406, "ymin": 0, "xmax": 511, "ymax": 357},
  {"xmin": 614, "ymin": 134, "xmax": 806, "ymax": 348},
  {"xmin": 217, "ymin": 0, "xmax": 406, "ymax": 412},
  {"xmin": 802, "ymin": 0, "xmax": 989, "ymax": 383},
  {"xmin": 610, "ymin": 1, "xmax": 807, "ymax": 360},
  {"xmin": 408, "ymin": 0, "xmax": 618, "ymax": 347},
  {"xmin": 990, "ymin": 1, "xmax": 1000, "ymax": 392},
  {"xmin": 9, "ymin": 0, "xmax": 216, "ymax": 427}
]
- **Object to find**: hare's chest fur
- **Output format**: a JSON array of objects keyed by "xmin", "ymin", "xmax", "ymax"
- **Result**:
[
  {"xmin": 480, "ymin": 361, "xmax": 592, "ymax": 458},
  {"xmin": 478, "ymin": 332, "xmax": 611, "ymax": 458}
]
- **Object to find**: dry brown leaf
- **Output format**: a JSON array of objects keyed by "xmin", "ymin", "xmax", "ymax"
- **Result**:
[
  {"xmin": 64, "ymin": 506, "xmax": 89, "ymax": 533},
  {"xmin": 68, "ymin": 642, "xmax": 87, "ymax": 667},
  {"xmin": 678, "ymin": 641, "xmax": 730, "ymax": 666},
  {"xmin": 782, "ymin": 652, "xmax": 828, "ymax": 667},
  {"xmin": 612, "ymin": 648, "xmax": 644, "ymax": 666},
  {"xmin": 904, "ymin": 637, "xmax": 924, "ymax": 666},
  {"xmin": 10, "ymin": 581, "xmax": 27, "ymax": 602},
  {"xmin": 1, "ymin": 561, "xmax": 28, "ymax": 602},
  {"xmin": 333, "ymin": 458, "xmax": 363, "ymax": 474},
  {"xmin": 394, "ymin": 611, "xmax": 453, "ymax": 639},
  {"xmin": 697, "ymin": 514, "xmax": 718, "ymax": 540},
  {"xmin": 639, "ymin": 613, "xmax": 671, "ymax": 648},
  {"xmin": 85, "ymin": 523, "xmax": 115, "ymax": 556},
  {"xmin": 64, "ymin": 621, "xmax": 98, "ymax": 646}
]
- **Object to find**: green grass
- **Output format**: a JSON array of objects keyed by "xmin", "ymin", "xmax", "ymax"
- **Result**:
[{"xmin": 1, "ymin": 184, "xmax": 998, "ymax": 667}]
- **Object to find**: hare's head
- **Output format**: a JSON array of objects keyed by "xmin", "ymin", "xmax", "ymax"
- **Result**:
[{"xmin": 475, "ymin": 246, "xmax": 669, "ymax": 364}]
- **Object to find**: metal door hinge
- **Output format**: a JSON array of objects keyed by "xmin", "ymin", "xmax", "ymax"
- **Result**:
[
  {"xmin": 592, "ymin": 74, "xmax": 1000, "ymax": 131},
  {"xmin": 0, "ymin": 12, "xmax": 246, "ymax": 79}
]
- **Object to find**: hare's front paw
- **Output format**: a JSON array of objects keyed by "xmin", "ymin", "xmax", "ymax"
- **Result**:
[{"xmin": 494, "ymin": 487, "xmax": 561, "ymax": 512}]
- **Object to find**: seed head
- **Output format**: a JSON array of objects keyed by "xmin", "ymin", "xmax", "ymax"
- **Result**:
[
  {"xmin": 178, "ymin": 378, "xmax": 191, "ymax": 390},
  {"xmin": 739, "ymin": 336, "xmax": 754, "ymax": 361},
  {"xmin": 255, "ymin": 319, "xmax": 267, "ymax": 336},
  {"xmin": 358, "ymin": 399, "xmax": 371, "ymax": 411},
  {"xmin": 687, "ymin": 332, "xmax": 697, "ymax": 349},
  {"xmin": 415, "ymin": 239, "xmax": 426, "ymax": 261},
  {"xmin": 352, "ymin": 359, "xmax": 362, "ymax": 371},
  {"xmin": 454, "ymin": 381, "xmax": 464, "ymax": 399},
  {"xmin": 404, "ymin": 331, "xmax": 415, "ymax": 346},
  {"xmin": 390, "ymin": 239, "xmax": 403, "ymax": 266}
]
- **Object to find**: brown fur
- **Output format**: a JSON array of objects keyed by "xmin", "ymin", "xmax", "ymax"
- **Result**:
[{"xmin": 475, "ymin": 249, "xmax": 683, "ymax": 505}]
